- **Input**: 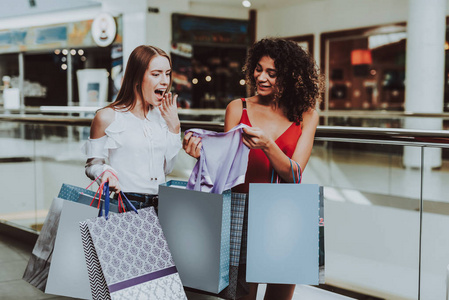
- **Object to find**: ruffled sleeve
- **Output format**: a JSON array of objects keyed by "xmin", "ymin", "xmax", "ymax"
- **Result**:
[
  {"xmin": 103, "ymin": 111, "xmax": 126, "ymax": 152},
  {"xmin": 81, "ymin": 135, "xmax": 108, "ymax": 158},
  {"xmin": 81, "ymin": 111, "xmax": 126, "ymax": 158}
]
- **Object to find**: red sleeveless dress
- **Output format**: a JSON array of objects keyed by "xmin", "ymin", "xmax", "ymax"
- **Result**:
[{"xmin": 233, "ymin": 98, "xmax": 302, "ymax": 193}]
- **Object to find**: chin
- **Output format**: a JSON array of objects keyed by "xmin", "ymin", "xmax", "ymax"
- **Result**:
[
  {"xmin": 147, "ymin": 98, "xmax": 161, "ymax": 107},
  {"xmin": 257, "ymin": 90, "xmax": 273, "ymax": 97}
]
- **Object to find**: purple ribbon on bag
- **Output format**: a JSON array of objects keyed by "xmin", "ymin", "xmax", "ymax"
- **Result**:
[{"xmin": 108, "ymin": 266, "xmax": 178, "ymax": 292}]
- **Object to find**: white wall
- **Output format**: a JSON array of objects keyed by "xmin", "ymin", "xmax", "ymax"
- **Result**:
[
  {"xmin": 257, "ymin": 0, "xmax": 412, "ymax": 66},
  {"xmin": 257, "ymin": 0, "xmax": 410, "ymax": 38}
]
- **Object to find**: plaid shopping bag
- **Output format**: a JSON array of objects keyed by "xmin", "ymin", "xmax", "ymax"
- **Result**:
[{"xmin": 216, "ymin": 192, "xmax": 249, "ymax": 299}]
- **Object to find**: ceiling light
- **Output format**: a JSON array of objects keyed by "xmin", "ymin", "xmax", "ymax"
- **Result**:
[{"xmin": 242, "ymin": 0, "xmax": 251, "ymax": 8}]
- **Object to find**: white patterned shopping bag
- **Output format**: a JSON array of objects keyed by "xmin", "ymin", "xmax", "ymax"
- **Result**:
[{"xmin": 79, "ymin": 206, "xmax": 187, "ymax": 300}]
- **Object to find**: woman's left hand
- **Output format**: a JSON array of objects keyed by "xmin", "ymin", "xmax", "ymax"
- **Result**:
[
  {"xmin": 242, "ymin": 127, "xmax": 273, "ymax": 151},
  {"xmin": 160, "ymin": 92, "xmax": 180, "ymax": 133}
]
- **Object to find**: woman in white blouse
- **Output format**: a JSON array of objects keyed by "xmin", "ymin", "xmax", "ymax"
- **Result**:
[{"xmin": 82, "ymin": 45, "xmax": 182, "ymax": 209}]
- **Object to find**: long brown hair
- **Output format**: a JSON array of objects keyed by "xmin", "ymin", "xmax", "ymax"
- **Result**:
[{"xmin": 109, "ymin": 45, "xmax": 172, "ymax": 111}]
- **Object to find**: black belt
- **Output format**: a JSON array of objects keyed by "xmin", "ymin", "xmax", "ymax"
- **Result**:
[{"xmin": 123, "ymin": 193, "xmax": 158, "ymax": 207}]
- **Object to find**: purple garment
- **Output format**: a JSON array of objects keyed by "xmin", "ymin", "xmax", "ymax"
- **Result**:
[{"xmin": 186, "ymin": 124, "xmax": 250, "ymax": 194}]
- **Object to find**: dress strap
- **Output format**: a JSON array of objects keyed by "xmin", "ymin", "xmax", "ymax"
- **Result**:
[{"xmin": 241, "ymin": 98, "xmax": 247, "ymax": 109}]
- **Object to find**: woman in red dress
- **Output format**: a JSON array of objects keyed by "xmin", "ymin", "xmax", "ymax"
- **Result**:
[{"xmin": 184, "ymin": 37, "xmax": 321, "ymax": 300}]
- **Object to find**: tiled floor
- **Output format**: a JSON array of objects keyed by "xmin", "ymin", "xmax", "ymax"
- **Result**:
[
  {"xmin": 0, "ymin": 233, "xmax": 220, "ymax": 300},
  {"xmin": 0, "ymin": 231, "xmax": 356, "ymax": 300},
  {"xmin": 0, "ymin": 234, "xmax": 74, "ymax": 300}
]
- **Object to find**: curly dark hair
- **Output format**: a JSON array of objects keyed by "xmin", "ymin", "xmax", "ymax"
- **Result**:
[{"xmin": 243, "ymin": 38, "xmax": 321, "ymax": 123}]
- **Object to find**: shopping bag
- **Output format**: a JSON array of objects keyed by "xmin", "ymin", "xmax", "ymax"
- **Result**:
[
  {"xmin": 246, "ymin": 161, "xmax": 321, "ymax": 284},
  {"xmin": 58, "ymin": 183, "xmax": 97, "ymax": 202},
  {"xmin": 158, "ymin": 180, "xmax": 231, "ymax": 294},
  {"xmin": 319, "ymin": 186, "xmax": 325, "ymax": 284},
  {"xmin": 22, "ymin": 196, "xmax": 64, "ymax": 291},
  {"xmin": 246, "ymin": 184, "xmax": 320, "ymax": 284},
  {"xmin": 217, "ymin": 192, "xmax": 249, "ymax": 299},
  {"xmin": 23, "ymin": 171, "xmax": 123, "ymax": 293},
  {"xmin": 45, "ymin": 182, "xmax": 130, "ymax": 299},
  {"xmin": 45, "ymin": 199, "xmax": 100, "ymax": 299},
  {"xmin": 22, "ymin": 182, "xmax": 102, "ymax": 291},
  {"xmin": 80, "ymin": 182, "xmax": 187, "ymax": 300}
]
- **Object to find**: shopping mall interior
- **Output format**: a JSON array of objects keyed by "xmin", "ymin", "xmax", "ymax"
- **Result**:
[{"xmin": 1, "ymin": 0, "xmax": 449, "ymax": 299}]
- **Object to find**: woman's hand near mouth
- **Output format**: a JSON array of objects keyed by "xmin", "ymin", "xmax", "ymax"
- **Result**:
[{"xmin": 160, "ymin": 92, "xmax": 180, "ymax": 134}]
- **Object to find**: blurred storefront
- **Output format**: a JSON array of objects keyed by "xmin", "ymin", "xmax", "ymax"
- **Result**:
[
  {"xmin": 0, "ymin": 15, "xmax": 123, "ymax": 109},
  {"xmin": 170, "ymin": 13, "xmax": 251, "ymax": 109}
]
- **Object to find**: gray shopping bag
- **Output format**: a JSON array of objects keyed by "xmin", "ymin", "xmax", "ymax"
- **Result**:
[
  {"xmin": 246, "ymin": 183, "xmax": 320, "ymax": 284},
  {"xmin": 45, "ymin": 199, "xmax": 100, "ymax": 299},
  {"xmin": 22, "ymin": 197, "xmax": 64, "ymax": 291},
  {"xmin": 22, "ymin": 183, "xmax": 101, "ymax": 291},
  {"xmin": 158, "ymin": 180, "xmax": 231, "ymax": 294}
]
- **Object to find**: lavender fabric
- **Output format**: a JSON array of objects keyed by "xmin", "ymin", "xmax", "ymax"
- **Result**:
[{"xmin": 186, "ymin": 124, "xmax": 250, "ymax": 194}]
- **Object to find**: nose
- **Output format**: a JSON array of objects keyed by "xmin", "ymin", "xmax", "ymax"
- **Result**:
[
  {"xmin": 258, "ymin": 71, "xmax": 269, "ymax": 82},
  {"xmin": 161, "ymin": 73, "xmax": 170, "ymax": 85}
]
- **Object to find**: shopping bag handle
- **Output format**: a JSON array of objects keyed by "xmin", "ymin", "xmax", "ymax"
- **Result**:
[
  {"xmin": 270, "ymin": 158, "xmax": 301, "ymax": 184},
  {"xmin": 90, "ymin": 181, "xmax": 106, "ymax": 209},
  {"xmin": 86, "ymin": 169, "xmax": 118, "ymax": 190},
  {"xmin": 86, "ymin": 170, "xmax": 123, "ymax": 211},
  {"xmin": 98, "ymin": 183, "xmax": 138, "ymax": 219},
  {"xmin": 85, "ymin": 169, "xmax": 117, "ymax": 208},
  {"xmin": 118, "ymin": 192, "xmax": 138, "ymax": 214},
  {"xmin": 194, "ymin": 147, "xmax": 205, "ymax": 191},
  {"xmin": 98, "ymin": 181, "xmax": 110, "ymax": 219}
]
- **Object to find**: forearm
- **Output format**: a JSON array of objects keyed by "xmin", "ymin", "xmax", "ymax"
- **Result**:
[
  {"xmin": 262, "ymin": 142, "xmax": 299, "ymax": 183},
  {"xmin": 85, "ymin": 158, "xmax": 117, "ymax": 183}
]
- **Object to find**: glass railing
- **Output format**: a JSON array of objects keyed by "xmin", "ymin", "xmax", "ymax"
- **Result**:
[{"xmin": 1, "ymin": 114, "xmax": 449, "ymax": 299}]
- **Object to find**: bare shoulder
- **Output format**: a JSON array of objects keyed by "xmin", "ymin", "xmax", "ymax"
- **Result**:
[
  {"xmin": 90, "ymin": 107, "xmax": 116, "ymax": 138},
  {"xmin": 302, "ymin": 108, "xmax": 319, "ymax": 130},
  {"xmin": 224, "ymin": 98, "xmax": 244, "ymax": 131},
  {"xmin": 226, "ymin": 98, "xmax": 244, "ymax": 113}
]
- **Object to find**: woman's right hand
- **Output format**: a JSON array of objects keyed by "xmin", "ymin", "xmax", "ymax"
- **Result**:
[
  {"xmin": 183, "ymin": 132, "xmax": 202, "ymax": 159},
  {"xmin": 101, "ymin": 171, "xmax": 120, "ymax": 194}
]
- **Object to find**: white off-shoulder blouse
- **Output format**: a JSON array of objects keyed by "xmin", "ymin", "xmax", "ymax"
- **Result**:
[{"xmin": 81, "ymin": 107, "xmax": 182, "ymax": 194}]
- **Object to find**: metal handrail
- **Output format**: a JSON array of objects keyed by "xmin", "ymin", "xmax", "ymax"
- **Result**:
[
  {"xmin": 1, "ymin": 114, "xmax": 449, "ymax": 146},
  {"xmin": 3, "ymin": 107, "xmax": 449, "ymax": 118}
]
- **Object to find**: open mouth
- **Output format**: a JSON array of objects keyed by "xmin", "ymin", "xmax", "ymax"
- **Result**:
[{"xmin": 155, "ymin": 89, "xmax": 165, "ymax": 98}]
